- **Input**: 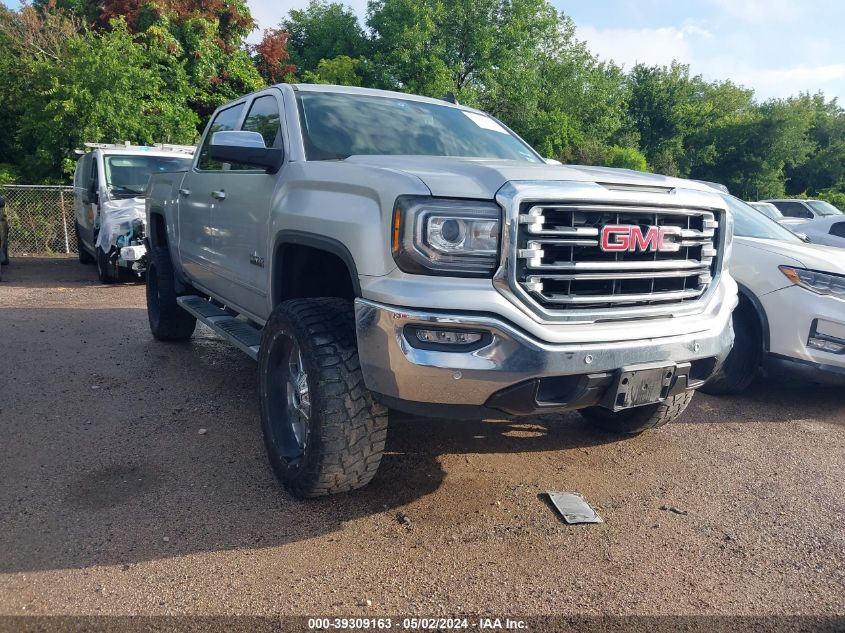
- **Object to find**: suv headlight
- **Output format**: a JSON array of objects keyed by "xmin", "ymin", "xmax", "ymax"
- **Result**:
[
  {"xmin": 779, "ymin": 266, "xmax": 845, "ymax": 298},
  {"xmin": 391, "ymin": 196, "xmax": 501, "ymax": 277}
]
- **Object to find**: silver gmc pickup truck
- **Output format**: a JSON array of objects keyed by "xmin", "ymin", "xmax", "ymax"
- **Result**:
[{"xmin": 145, "ymin": 84, "xmax": 737, "ymax": 498}]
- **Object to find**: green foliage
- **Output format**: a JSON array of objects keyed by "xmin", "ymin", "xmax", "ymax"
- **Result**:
[
  {"xmin": 300, "ymin": 55, "xmax": 363, "ymax": 86},
  {"xmin": 8, "ymin": 18, "xmax": 199, "ymax": 181},
  {"xmin": 3, "ymin": 0, "xmax": 845, "ymax": 207},
  {"xmin": 284, "ymin": 0, "xmax": 367, "ymax": 74},
  {"xmin": 0, "ymin": 163, "xmax": 19, "ymax": 185},
  {"xmin": 604, "ymin": 146, "xmax": 649, "ymax": 172},
  {"xmin": 815, "ymin": 188, "xmax": 845, "ymax": 211}
]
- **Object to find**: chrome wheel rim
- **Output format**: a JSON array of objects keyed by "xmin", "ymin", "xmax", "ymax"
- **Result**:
[{"xmin": 285, "ymin": 342, "xmax": 311, "ymax": 454}]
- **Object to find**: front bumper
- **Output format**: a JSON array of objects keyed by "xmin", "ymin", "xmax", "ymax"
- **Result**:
[
  {"xmin": 119, "ymin": 244, "xmax": 146, "ymax": 262},
  {"xmin": 355, "ymin": 294, "xmax": 735, "ymax": 417},
  {"xmin": 761, "ymin": 285, "xmax": 845, "ymax": 372}
]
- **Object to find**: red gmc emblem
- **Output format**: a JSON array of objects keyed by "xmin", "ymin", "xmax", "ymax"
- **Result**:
[{"xmin": 600, "ymin": 225, "xmax": 682, "ymax": 253}]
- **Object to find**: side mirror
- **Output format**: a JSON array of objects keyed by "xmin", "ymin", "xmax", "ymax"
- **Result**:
[
  {"xmin": 795, "ymin": 232, "xmax": 811, "ymax": 243},
  {"xmin": 544, "ymin": 158, "xmax": 562, "ymax": 166},
  {"xmin": 210, "ymin": 131, "xmax": 283, "ymax": 173}
]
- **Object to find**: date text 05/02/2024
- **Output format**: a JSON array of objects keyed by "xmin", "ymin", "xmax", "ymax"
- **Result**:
[{"xmin": 307, "ymin": 617, "xmax": 528, "ymax": 630}]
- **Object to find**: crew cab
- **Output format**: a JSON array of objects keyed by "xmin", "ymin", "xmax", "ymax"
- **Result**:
[{"xmin": 145, "ymin": 84, "xmax": 737, "ymax": 497}]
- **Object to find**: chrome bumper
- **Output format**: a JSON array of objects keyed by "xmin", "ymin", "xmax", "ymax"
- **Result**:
[{"xmin": 354, "ymin": 296, "xmax": 735, "ymax": 413}]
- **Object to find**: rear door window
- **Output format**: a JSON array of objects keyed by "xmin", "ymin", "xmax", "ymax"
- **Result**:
[
  {"xmin": 830, "ymin": 222, "xmax": 845, "ymax": 238},
  {"xmin": 772, "ymin": 201, "xmax": 812, "ymax": 219}
]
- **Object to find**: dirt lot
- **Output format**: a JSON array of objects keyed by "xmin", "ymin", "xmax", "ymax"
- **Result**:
[{"xmin": 0, "ymin": 258, "xmax": 843, "ymax": 622}]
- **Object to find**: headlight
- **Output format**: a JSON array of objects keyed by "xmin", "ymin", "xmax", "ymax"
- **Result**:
[
  {"xmin": 391, "ymin": 196, "xmax": 501, "ymax": 277},
  {"xmin": 779, "ymin": 266, "xmax": 845, "ymax": 298}
]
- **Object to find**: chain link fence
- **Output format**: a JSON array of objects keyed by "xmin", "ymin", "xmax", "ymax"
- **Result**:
[{"xmin": 0, "ymin": 185, "xmax": 77, "ymax": 256}]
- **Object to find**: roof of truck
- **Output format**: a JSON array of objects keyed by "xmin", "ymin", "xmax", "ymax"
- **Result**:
[{"xmin": 79, "ymin": 142, "xmax": 196, "ymax": 156}]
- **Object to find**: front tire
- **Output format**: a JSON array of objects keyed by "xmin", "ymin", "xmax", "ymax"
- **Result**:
[
  {"xmin": 146, "ymin": 245, "xmax": 196, "ymax": 341},
  {"xmin": 96, "ymin": 246, "xmax": 117, "ymax": 284},
  {"xmin": 259, "ymin": 298, "xmax": 388, "ymax": 498},
  {"xmin": 700, "ymin": 306, "xmax": 761, "ymax": 395},
  {"xmin": 579, "ymin": 391, "xmax": 695, "ymax": 435},
  {"xmin": 75, "ymin": 222, "xmax": 94, "ymax": 265}
]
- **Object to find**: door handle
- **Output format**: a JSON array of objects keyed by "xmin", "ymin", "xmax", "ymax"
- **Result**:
[
  {"xmin": 211, "ymin": 190, "xmax": 226, "ymax": 200},
  {"xmin": 178, "ymin": 188, "xmax": 191, "ymax": 197}
]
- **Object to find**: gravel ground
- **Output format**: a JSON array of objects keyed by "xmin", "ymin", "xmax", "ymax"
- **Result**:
[{"xmin": 0, "ymin": 257, "xmax": 843, "ymax": 622}]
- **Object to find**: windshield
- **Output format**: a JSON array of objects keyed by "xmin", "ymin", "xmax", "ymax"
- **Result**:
[
  {"xmin": 724, "ymin": 195, "xmax": 802, "ymax": 242},
  {"xmin": 296, "ymin": 91, "xmax": 542, "ymax": 162},
  {"xmin": 806, "ymin": 200, "xmax": 843, "ymax": 216},
  {"xmin": 749, "ymin": 202, "xmax": 783, "ymax": 220},
  {"xmin": 104, "ymin": 154, "xmax": 193, "ymax": 196}
]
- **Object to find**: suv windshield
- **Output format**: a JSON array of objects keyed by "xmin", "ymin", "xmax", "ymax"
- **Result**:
[
  {"xmin": 724, "ymin": 195, "xmax": 802, "ymax": 242},
  {"xmin": 296, "ymin": 91, "xmax": 541, "ymax": 162},
  {"xmin": 806, "ymin": 200, "xmax": 843, "ymax": 216},
  {"xmin": 105, "ymin": 154, "xmax": 193, "ymax": 196}
]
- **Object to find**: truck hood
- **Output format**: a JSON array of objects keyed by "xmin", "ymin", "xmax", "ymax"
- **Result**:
[{"xmin": 343, "ymin": 155, "xmax": 718, "ymax": 199}]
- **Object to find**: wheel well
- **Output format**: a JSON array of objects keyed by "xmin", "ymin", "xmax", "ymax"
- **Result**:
[
  {"xmin": 736, "ymin": 289, "xmax": 768, "ymax": 351},
  {"xmin": 274, "ymin": 243, "xmax": 357, "ymax": 305}
]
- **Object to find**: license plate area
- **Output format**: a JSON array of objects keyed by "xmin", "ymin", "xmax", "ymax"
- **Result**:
[{"xmin": 610, "ymin": 364, "xmax": 677, "ymax": 411}]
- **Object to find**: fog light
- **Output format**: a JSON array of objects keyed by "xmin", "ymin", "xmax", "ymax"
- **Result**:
[
  {"xmin": 415, "ymin": 329, "xmax": 483, "ymax": 345},
  {"xmin": 808, "ymin": 336, "xmax": 845, "ymax": 354}
]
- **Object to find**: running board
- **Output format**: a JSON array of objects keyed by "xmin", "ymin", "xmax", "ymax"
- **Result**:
[{"xmin": 177, "ymin": 296, "xmax": 262, "ymax": 360}]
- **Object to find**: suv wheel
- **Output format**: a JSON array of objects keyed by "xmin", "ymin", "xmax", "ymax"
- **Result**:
[
  {"xmin": 146, "ymin": 245, "xmax": 196, "ymax": 341},
  {"xmin": 95, "ymin": 246, "xmax": 117, "ymax": 284},
  {"xmin": 259, "ymin": 298, "xmax": 388, "ymax": 498},
  {"xmin": 579, "ymin": 391, "xmax": 695, "ymax": 435},
  {"xmin": 75, "ymin": 222, "xmax": 94, "ymax": 264},
  {"xmin": 700, "ymin": 306, "xmax": 761, "ymax": 395}
]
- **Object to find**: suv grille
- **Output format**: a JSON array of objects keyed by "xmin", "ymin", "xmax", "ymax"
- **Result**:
[{"xmin": 516, "ymin": 202, "xmax": 719, "ymax": 310}]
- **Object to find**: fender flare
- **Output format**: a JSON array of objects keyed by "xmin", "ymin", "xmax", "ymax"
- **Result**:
[
  {"xmin": 272, "ymin": 230, "xmax": 361, "ymax": 305},
  {"xmin": 736, "ymin": 282, "xmax": 770, "ymax": 352}
]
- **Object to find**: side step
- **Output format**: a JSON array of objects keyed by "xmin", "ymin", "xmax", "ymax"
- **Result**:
[{"xmin": 177, "ymin": 296, "xmax": 262, "ymax": 360}]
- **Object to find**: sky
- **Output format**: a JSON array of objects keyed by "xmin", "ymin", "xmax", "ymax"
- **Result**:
[
  {"xmin": 245, "ymin": 0, "xmax": 845, "ymax": 103},
  {"xmin": 5, "ymin": 0, "xmax": 844, "ymax": 102}
]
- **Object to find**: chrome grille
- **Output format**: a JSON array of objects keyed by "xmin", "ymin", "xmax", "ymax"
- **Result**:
[{"xmin": 516, "ymin": 203, "xmax": 719, "ymax": 309}]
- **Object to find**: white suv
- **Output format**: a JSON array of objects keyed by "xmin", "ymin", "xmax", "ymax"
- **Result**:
[
  {"xmin": 762, "ymin": 198, "xmax": 843, "ymax": 226},
  {"xmin": 703, "ymin": 196, "xmax": 845, "ymax": 393}
]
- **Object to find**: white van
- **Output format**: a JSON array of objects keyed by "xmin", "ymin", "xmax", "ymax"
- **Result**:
[{"xmin": 73, "ymin": 143, "xmax": 194, "ymax": 282}]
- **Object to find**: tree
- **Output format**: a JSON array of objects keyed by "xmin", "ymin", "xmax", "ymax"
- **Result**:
[
  {"xmin": 31, "ymin": 0, "xmax": 264, "ymax": 122},
  {"xmin": 605, "ymin": 146, "xmax": 648, "ymax": 171},
  {"xmin": 283, "ymin": 0, "xmax": 367, "ymax": 74},
  {"xmin": 10, "ymin": 18, "xmax": 198, "ymax": 181},
  {"xmin": 688, "ymin": 99, "xmax": 814, "ymax": 199},
  {"xmin": 627, "ymin": 63, "xmax": 699, "ymax": 176},
  {"xmin": 300, "ymin": 55, "xmax": 363, "ymax": 86},
  {"xmin": 253, "ymin": 28, "xmax": 296, "ymax": 84},
  {"xmin": 784, "ymin": 93, "xmax": 845, "ymax": 195}
]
